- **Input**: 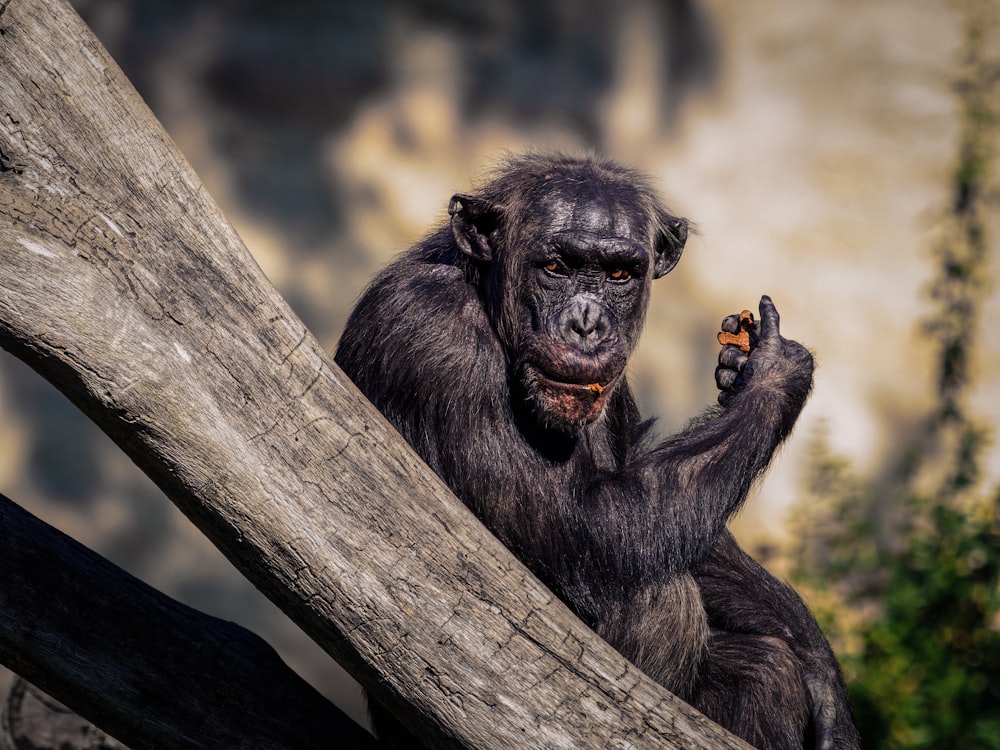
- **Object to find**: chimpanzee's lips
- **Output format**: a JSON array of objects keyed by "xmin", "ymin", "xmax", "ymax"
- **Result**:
[{"xmin": 532, "ymin": 369, "xmax": 617, "ymax": 395}]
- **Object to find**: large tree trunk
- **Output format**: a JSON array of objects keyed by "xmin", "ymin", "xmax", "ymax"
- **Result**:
[{"xmin": 0, "ymin": 0, "xmax": 749, "ymax": 747}]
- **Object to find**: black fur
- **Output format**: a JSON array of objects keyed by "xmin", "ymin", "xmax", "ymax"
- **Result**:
[{"xmin": 335, "ymin": 153, "xmax": 859, "ymax": 749}]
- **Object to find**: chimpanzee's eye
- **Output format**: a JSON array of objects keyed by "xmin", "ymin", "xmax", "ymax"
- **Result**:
[
  {"xmin": 543, "ymin": 259, "xmax": 567, "ymax": 276},
  {"xmin": 608, "ymin": 268, "xmax": 631, "ymax": 282}
]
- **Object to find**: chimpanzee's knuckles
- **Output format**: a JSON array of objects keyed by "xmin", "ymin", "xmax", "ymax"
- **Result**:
[
  {"xmin": 715, "ymin": 365, "xmax": 739, "ymax": 392},
  {"xmin": 720, "ymin": 313, "xmax": 745, "ymax": 334},
  {"xmin": 718, "ymin": 345, "xmax": 748, "ymax": 371}
]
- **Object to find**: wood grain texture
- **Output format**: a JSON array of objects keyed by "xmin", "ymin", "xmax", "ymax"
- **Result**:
[{"xmin": 0, "ymin": 1, "xmax": 750, "ymax": 747}]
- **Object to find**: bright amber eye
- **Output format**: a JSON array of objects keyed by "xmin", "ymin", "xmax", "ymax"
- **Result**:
[
  {"xmin": 544, "ymin": 260, "xmax": 562, "ymax": 274},
  {"xmin": 609, "ymin": 268, "xmax": 631, "ymax": 281}
]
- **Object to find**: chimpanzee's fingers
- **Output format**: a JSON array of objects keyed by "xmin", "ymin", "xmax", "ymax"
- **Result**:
[
  {"xmin": 758, "ymin": 295, "xmax": 780, "ymax": 341},
  {"xmin": 715, "ymin": 365, "xmax": 738, "ymax": 391},
  {"xmin": 720, "ymin": 313, "xmax": 742, "ymax": 334},
  {"xmin": 718, "ymin": 344, "xmax": 749, "ymax": 372}
]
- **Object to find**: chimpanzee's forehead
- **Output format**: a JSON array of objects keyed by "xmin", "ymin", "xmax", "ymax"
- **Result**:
[{"xmin": 532, "ymin": 183, "xmax": 648, "ymax": 241}]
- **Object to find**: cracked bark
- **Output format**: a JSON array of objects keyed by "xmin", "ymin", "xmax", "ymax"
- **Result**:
[{"xmin": 0, "ymin": 0, "xmax": 750, "ymax": 748}]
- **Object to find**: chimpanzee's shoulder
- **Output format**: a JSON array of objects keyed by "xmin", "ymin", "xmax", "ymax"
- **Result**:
[{"xmin": 369, "ymin": 254, "xmax": 472, "ymax": 305}]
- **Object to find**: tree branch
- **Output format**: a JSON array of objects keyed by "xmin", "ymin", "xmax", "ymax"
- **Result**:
[
  {"xmin": 0, "ymin": 0, "xmax": 748, "ymax": 747},
  {"xmin": 0, "ymin": 493, "xmax": 376, "ymax": 749}
]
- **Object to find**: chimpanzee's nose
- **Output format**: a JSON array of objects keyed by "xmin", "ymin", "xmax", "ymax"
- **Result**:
[{"xmin": 560, "ymin": 296, "xmax": 611, "ymax": 349}]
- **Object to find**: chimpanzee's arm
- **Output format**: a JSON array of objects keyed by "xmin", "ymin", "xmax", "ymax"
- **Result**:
[
  {"xmin": 696, "ymin": 531, "xmax": 861, "ymax": 750},
  {"xmin": 614, "ymin": 296, "xmax": 813, "ymax": 571}
]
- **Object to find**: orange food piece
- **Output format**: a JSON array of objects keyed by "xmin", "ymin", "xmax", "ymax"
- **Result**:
[{"xmin": 716, "ymin": 310, "xmax": 755, "ymax": 353}]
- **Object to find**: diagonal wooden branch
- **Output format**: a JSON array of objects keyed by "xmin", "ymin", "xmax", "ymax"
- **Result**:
[
  {"xmin": 0, "ymin": 0, "xmax": 748, "ymax": 747},
  {"xmin": 0, "ymin": 493, "xmax": 377, "ymax": 750}
]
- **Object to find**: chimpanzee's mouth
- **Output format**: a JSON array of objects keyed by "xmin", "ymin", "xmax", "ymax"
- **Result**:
[
  {"xmin": 523, "ymin": 364, "xmax": 621, "ymax": 428},
  {"xmin": 532, "ymin": 370, "xmax": 615, "ymax": 395}
]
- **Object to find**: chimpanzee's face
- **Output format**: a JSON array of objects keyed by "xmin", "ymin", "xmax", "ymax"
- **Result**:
[
  {"xmin": 449, "ymin": 174, "xmax": 686, "ymax": 433},
  {"xmin": 511, "ymin": 188, "xmax": 659, "ymax": 431}
]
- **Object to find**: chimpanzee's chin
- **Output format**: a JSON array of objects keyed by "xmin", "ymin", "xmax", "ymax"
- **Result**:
[{"xmin": 523, "ymin": 366, "xmax": 618, "ymax": 432}]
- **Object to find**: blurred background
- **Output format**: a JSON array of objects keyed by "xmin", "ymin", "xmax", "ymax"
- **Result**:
[{"xmin": 1, "ymin": 0, "xmax": 997, "ymax": 745}]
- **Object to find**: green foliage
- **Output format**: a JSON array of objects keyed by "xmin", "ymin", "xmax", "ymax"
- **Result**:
[
  {"xmin": 846, "ymin": 464, "xmax": 1000, "ymax": 748},
  {"xmin": 792, "ymin": 426, "xmax": 1000, "ymax": 749},
  {"xmin": 788, "ymin": 2, "xmax": 1000, "ymax": 747}
]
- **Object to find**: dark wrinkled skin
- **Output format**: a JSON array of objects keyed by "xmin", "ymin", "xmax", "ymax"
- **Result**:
[{"xmin": 335, "ymin": 154, "xmax": 859, "ymax": 750}]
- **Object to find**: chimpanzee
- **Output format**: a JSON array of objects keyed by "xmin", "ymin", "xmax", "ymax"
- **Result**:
[{"xmin": 335, "ymin": 153, "xmax": 859, "ymax": 749}]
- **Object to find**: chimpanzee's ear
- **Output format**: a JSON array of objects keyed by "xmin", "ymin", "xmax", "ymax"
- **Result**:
[
  {"xmin": 653, "ymin": 215, "xmax": 688, "ymax": 279},
  {"xmin": 449, "ymin": 193, "xmax": 500, "ymax": 263}
]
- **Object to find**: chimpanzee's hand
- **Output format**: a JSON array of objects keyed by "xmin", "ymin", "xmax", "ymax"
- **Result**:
[{"xmin": 715, "ymin": 295, "xmax": 813, "ymax": 407}]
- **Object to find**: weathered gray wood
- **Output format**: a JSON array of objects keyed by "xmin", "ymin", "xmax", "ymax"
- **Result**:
[
  {"xmin": 0, "ymin": 0, "xmax": 750, "ymax": 747},
  {"xmin": 0, "ymin": 493, "xmax": 375, "ymax": 750}
]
